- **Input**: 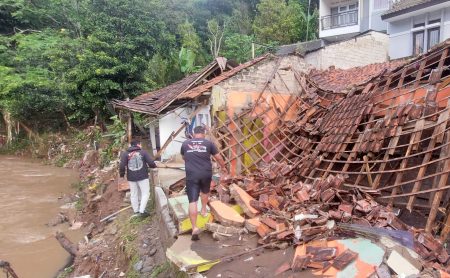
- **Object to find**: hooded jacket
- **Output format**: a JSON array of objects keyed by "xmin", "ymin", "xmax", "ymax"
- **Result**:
[{"xmin": 119, "ymin": 146, "xmax": 157, "ymax": 181}]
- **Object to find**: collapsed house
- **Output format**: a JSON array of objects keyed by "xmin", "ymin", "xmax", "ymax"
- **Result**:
[
  {"xmin": 113, "ymin": 54, "xmax": 309, "ymax": 160},
  {"xmin": 210, "ymin": 40, "xmax": 450, "ymax": 237},
  {"xmin": 115, "ymin": 39, "xmax": 450, "ymax": 276}
]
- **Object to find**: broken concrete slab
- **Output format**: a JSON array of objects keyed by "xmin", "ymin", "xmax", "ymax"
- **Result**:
[
  {"xmin": 205, "ymin": 222, "xmax": 244, "ymax": 235},
  {"xmin": 245, "ymin": 218, "xmax": 261, "ymax": 233},
  {"xmin": 386, "ymin": 247, "xmax": 422, "ymax": 276},
  {"xmin": 209, "ymin": 200, "xmax": 245, "ymax": 227},
  {"xmin": 168, "ymin": 194, "xmax": 211, "ymax": 233},
  {"xmin": 230, "ymin": 184, "xmax": 259, "ymax": 217}
]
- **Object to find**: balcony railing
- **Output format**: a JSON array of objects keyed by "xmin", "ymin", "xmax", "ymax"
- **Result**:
[{"xmin": 321, "ymin": 10, "xmax": 358, "ymax": 30}]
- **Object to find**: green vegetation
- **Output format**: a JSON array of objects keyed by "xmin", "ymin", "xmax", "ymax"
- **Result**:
[
  {"xmin": 56, "ymin": 265, "xmax": 74, "ymax": 278},
  {"xmin": 0, "ymin": 0, "xmax": 319, "ymax": 141}
]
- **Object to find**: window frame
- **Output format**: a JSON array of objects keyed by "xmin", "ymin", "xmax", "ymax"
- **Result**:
[
  {"xmin": 412, "ymin": 30, "xmax": 425, "ymax": 56},
  {"xmin": 427, "ymin": 27, "xmax": 440, "ymax": 50}
]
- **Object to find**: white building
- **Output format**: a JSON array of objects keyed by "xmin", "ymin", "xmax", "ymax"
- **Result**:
[
  {"xmin": 382, "ymin": 0, "xmax": 450, "ymax": 59},
  {"xmin": 319, "ymin": 0, "xmax": 390, "ymax": 41}
]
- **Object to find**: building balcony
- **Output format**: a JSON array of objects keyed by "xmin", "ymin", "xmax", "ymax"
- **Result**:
[
  {"xmin": 319, "ymin": 10, "xmax": 360, "ymax": 41},
  {"xmin": 321, "ymin": 10, "xmax": 359, "ymax": 30}
]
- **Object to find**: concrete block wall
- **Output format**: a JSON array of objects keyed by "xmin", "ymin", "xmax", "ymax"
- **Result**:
[
  {"xmin": 213, "ymin": 55, "xmax": 311, "ymax": 114},
  {"xmin": 305, "ymin": 31, "xmax": 389, "ymax": 70},
  {"xmin": 220, "ymin": 55, "xmax": 310, "ymax": 94}
]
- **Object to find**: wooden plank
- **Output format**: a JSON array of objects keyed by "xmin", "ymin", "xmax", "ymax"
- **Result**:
[
  {"xmin": 426, "ymin": 131, "xmax": 450, "ymax": 233},
  {"xmin": 372, "ymin": 127, "xmax": 402, "ymax": 189},
  {"xmin": 441, "ymin": 210, "xmax": 450, "ymax": 241},
  {"xmin": 363, "ymin": 155, "xmax": 374, "ymax": 188},
  {"xmin": 412, "ymin": 60, "xmax": 427, "ymax": 89},
  {"xmin": 388, "ymin": 131, "xmax": 415, "ymax": 207},
  {"xmin": 154, "ymin": 123, "xmax": 186, "ymax": 159},
  {"xmin": 407, "ymin": 98, "xmax": 450, "ymax": 210}
]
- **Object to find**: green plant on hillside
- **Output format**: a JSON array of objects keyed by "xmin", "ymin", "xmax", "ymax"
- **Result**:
[{"xmin": 100, "ymin": 115, "xmax": 126, "ymax": 167}]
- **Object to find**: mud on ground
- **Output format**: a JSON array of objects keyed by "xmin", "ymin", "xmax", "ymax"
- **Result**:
[{"xmin": 56, "ymin": 152, "xmax": 176, "ymax": 278}]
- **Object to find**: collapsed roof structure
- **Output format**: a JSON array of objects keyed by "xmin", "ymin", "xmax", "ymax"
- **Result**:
[{"xmin": 210, "ymin": 40, "xmax": 450, "ymax": 238}]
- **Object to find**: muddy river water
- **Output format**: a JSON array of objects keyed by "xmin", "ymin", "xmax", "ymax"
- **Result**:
[{"xmin": 0, "ymin": 156, "xmax": 82, "ymax": 278}]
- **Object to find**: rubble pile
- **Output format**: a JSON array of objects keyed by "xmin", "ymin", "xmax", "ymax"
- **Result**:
[{"xmin": 207, "ymin": 162, "xmax": 450, "ymax": 275}]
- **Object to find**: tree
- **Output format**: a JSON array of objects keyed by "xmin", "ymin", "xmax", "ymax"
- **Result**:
[
  {"xmin": 207, "ymin": 19, "xmax": 224, "ymax": 58},
  {"xmin": 66, "ymin": 0, "xmax": 176, "ymax": 123},
  {"xmin": 222, "ymin": 33, "xmax": 253, "ymax": 63},
  {"xmin": 252, "ymin": 0, "xmax": 317, "ymax": 44}
]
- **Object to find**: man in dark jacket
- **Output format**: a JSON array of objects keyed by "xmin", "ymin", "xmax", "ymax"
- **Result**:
[
  {"xmin": 119, "ymin": 139, "xmax": 157, "ymax": 218},
  {"xmin": 181, "ymin": 126, "xmax": 227, "ymax": 240}
]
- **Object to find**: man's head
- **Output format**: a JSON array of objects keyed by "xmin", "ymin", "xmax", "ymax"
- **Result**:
[
  {"xmin": 130, "ymin": 138, "xmax": 141, "ymax": 147},
  {"xmin": 193, "ymin": 126, "xmax": 206, "ymax": 138}
]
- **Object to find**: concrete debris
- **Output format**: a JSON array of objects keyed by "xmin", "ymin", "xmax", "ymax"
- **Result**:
[
  {"xmin": 199, "ymin": 172, "xmax": 450, "ymax": 275},
  {"xmin": 230, "ymin": 183, "xmax": 259, "ymax": 217},
  {"xmin": 205, "ymin": 222, "xmax": 244, "ymax": 235},
  {"xmin": 209, "ymin": 200, "xmax": 245, "ymax": 227},
  {"xmin": 386, "ymin": 248, "xmax": 422, "ymax": 276}
]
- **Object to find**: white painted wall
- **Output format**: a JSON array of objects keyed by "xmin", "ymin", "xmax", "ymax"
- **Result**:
[
  {"xmin": 319, "ymin": 0, "xmax": 361, "ymax": 39},
  {"xmin": 158, "ymin": 105, "xmax": 211, "ymax": 161},
  {"xmin": 320, "ymin": 0, "xmax": 388, "ymax": 40},
  {"xmin": 158, "ymin": 107, "xmax": 191, "ymax": 161}
]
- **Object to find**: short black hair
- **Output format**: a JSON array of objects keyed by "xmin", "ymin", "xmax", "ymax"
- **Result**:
[
  {"xmin": 193, "ymin": 126, "xmax": 206, "ymax": 134},
  {"xmin": 130, "ymin": 139, "xmax": 141, "ymax": 146}
]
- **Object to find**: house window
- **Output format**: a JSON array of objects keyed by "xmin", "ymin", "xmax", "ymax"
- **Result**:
[
  {"xmin": 413, "ymin": 31, "xmax": 425, "ymax": 55},
  {"xmin": 428, "ymin": 27, "xmax": 440, "ymax": 49},
  {"xmin": 428, "ymin": 19, "xmax": 441, "ymax": 25},
  {"xmin": 373, "ymin": 0, "xmax": 389, "ymax": 10},
  {"xmin": 339, "ymin": 6, "xmax": 348, "ymax": 12},
  {"xmin": 323, "ymin": 3, "xmax": 358, "ymax": 30}
]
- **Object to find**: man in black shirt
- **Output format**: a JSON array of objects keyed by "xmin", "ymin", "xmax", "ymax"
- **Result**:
[
  {"xmin": 120, "ymin": 139, "xmax": 157, "ymax": 219},
  {"xmin": 181, "ymin": 126, "xmax": 227, "ymax": 240}
]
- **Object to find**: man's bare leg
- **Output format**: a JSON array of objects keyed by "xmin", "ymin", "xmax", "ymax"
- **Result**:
[
  {"xmin": 189, "ymin": 202, "xmax": 200, "ymax": 236},
  {"xmin": 200, "ymin": 192, "xmax": 209, "ymax": 217}
]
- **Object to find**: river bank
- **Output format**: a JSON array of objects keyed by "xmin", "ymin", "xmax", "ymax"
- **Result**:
[
  {"xmin": 0, "ymin": 156, "xmax": 81, "ymax": 278},
  {"xmin": 0, "ymin": 128, "xmax": 178, "ymax": 278}
]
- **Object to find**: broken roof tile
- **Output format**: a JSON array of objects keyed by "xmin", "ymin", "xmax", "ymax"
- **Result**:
[{"xmin": 309, "ymin": 60, "xmax": 405, "ymax": 93}]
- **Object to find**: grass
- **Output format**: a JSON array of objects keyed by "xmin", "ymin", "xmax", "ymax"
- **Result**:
[
  {"xmin": 151, "ymin": 261, "xmax": 189, "ymax": 278},
  {"xmin": 56, "ymin": 265, "xmax": 74, "ymax": 278},
  {"xmin": 126, "ymin": 255, "xmax": 141, "ymax": 278}
]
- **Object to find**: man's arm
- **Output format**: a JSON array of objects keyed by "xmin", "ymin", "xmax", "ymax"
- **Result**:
[
  {"xmin": 119, "ymin": 152, "xmax": 127, "ymax": 177},
  {"xmin": 143, "ymin": 151, "xmax": 157, "ymax": 168},
  {"xmin": 213, "ymin": 153, "xmax": 227, "ymax": 174}
]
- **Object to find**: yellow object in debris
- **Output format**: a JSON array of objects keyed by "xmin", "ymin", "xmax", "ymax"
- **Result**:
[
  {"xmin": 178, "ymin": 205, "xmax": 243, "ymax": 234},
  {"xmin": 88, "ymin": 183, "xmax": 98, "ymax": 191},
  {"xmin": 179, "ymin": 213, "xmax": 213, "ymax": 234},
  {"xmin": 231, "ymin": 204, "xmax": 244, "ymax": 215},
  {"xmin": 196, "ymin": 260, "xmax": 220, "ymax": 272},
  {"xmin": 166, "ymin": 235, "xmax": 220, "ymax": 273}
]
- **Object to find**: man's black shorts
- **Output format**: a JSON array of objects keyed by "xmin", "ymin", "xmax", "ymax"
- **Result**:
[{"xmin": 186, "ymin": 177, "xmax": 212, "ymax": 203}]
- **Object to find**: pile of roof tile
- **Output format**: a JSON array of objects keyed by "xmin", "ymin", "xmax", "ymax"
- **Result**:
[{"xmin": 207, "ymin": 162, "xmax": 450, "ymax": 274}]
